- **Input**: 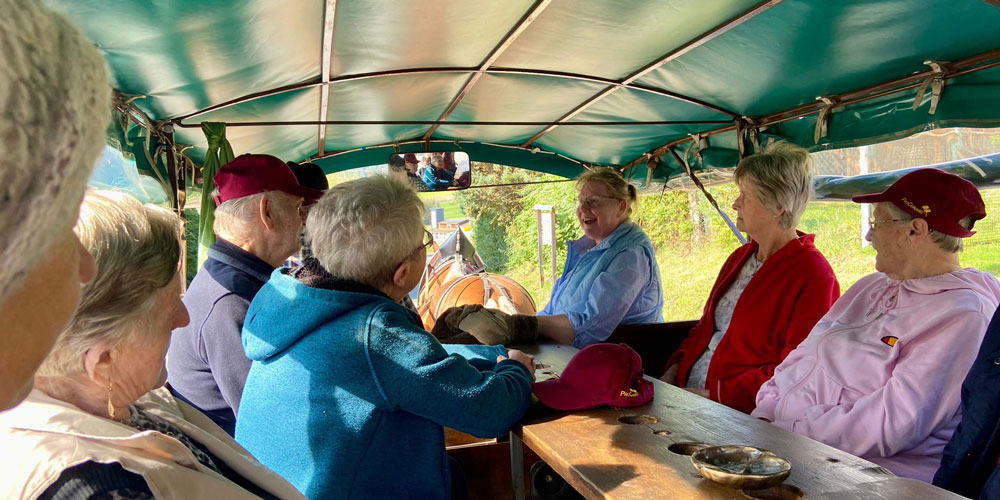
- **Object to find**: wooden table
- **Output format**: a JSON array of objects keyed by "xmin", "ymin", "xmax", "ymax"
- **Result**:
[{"xmin": 509, "ymin": 344, "xmax": 965, "ymax": 500}]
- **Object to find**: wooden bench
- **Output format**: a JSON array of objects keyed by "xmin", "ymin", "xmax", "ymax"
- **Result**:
[{"xmin": 604, "ymin": 320, "xmax": 697, "ymax": 379}]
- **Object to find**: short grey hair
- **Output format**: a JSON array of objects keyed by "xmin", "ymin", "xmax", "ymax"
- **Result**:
[
  {"xmin": 212, "ymin": 190, "xmax": 291, "ymax": 244},
  {"xmin": 38, "ymin": 191, "xmax": 181, "ymax": 377},
  {"xmin": 0, "ymin": 0, "xmax": 110, "ymax": 304},
  {"xmin": 734, "ymin": 141, "xmax": 814, "ymax": 229},
  {"xmin": 308, "ymin": 176, "xmax": 426, "ymax": 289},
  {"xmin": 884, "ymin": 203, "xmax": 969, "ymax": 253}
]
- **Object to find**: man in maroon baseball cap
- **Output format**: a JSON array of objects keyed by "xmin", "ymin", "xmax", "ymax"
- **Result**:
[
  {"xmin": 214, "ymin": 154, "xmax": 324, "ymax": 206},
  {"xmin": 167, "ymin": 153, "xmax": 321, "ymax": 435},
  {"xmin": 751, "ymin": 168, "xmax": 1000, "ymax": 481},
  {"xmin": 852, "ymin": 168, "xmax": 986, "ymax": 239},
  {"xmin": 533, "ymin": 343, "xmax": 653, "ymax": 411}
]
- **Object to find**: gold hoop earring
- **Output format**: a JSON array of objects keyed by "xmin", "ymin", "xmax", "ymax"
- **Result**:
[{"xmin": 106, "ymin": 381, "xmax": 115, "ymax": 419}]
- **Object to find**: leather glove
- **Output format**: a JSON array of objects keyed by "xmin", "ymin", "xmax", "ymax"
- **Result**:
[
  {"xmin": 456, "ymin": 308, "xmax": 538, "ymax": 346},
  {"xmin": 431, "ymin": 304, "xmax": 485, "ymax": 340}
]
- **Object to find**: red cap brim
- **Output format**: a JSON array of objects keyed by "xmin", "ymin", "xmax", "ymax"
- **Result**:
[
  {"xmin": 851, "ymin": 192, "xmax": 888, "ymax": 204},
  {"xmin": 532, "ymin": 378, "xmax": 607, "ymax": 411}
]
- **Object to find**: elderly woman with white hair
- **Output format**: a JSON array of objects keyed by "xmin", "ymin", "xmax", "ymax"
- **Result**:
[
  {"xmin": 661, "ymin": 142, "xmax": 840, "ymax": 414},
  {"xmin": 235, "ymin": 176, "xmax": 535, "ymax": 500},
  {"xmin": 0, "ymin": 0, "xmax": 107, "ymax": 412},
  {"xmin": 0, "ymin": 191, "xmax": 307, "ymax": 500}
]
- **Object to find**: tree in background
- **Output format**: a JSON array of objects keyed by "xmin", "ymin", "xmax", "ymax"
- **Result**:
[{"xmin": 472, "ymin": 211, "xmax": 509, "ymax": 272}]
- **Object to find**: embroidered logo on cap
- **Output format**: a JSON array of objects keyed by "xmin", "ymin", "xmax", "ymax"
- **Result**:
[
  {"xmin": 881, "ymin": 336, "xmax": 898, "ymax": 347},
  {"xmin": 619, "ymin": 388, "xmax": 639, "ymax": 398},
  {"xmin": 900, "ymin": 198, "xmax": 931, "ymax": 215}
]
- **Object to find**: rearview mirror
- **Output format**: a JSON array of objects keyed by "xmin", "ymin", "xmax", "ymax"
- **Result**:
[{"xmin": 388, "ymin": 151, "xmax": 471, "ymax": 191}]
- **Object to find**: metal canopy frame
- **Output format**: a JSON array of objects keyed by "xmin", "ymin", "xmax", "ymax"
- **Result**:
[
  {"xmin": 620, "ymin": 47, "xmax": 1000, "ymax": 173},
  {"xmin": 74, "ymin": 0, "xmax": 997, "ymax": 184},
  {"xmin": 518, "ymin": 0, "xmax": 780, "ymax": 147},
  {"xmin": 316, "ymin": 0, "xmax": 338, "ymax": 156},
  {"xmin": 421, "ymin": 0, "xmax": 554, "ymax": 142},
  {"xmin": 170, "ymin": 67, "xmax": 740, "ymax": 128}
]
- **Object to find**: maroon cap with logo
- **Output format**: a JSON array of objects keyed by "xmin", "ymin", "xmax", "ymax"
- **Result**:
[
  {"xmin": 403, "ymin": 153, "xmax": 418, "ymax": 164},
  {"xmin": 214, "ymin": 154, "xmax": 324, "ymax": 206},
  {"xmin": 851, "ymin": 168, "xmax": 986, "ymax": 238},
  {"xmin": 532, "ymin": 343, "xmax": 653, "ymax": 411}
]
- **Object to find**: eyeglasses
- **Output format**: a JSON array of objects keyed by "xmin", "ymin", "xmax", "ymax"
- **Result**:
[
  {"xmin": 577, "ymin": 194, "xmax": 621, "ymax": 210},
  {"xmin": 868, "ymin": 216, "xmax": 905, "ymax": 230},
  {"xmin": 395, "ymin": 229, "xmax": 434, "ymax": 270}
]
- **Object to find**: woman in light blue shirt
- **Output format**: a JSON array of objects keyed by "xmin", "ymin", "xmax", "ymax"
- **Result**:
[
  {"xmin": 535, "ymin": 169, "xmax": 663, "ymax": 347},
  {"xmin": 433, "ymin": 169, "xmax": 663, "ymax": 348}
]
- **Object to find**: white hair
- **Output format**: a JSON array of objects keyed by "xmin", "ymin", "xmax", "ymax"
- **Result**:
[
  {"xmin": 0, "ymin": 0, "xmax": 110, "ymax": 304},
  {"xmin": 39, "ymin": 191, "xmax": 181, "ymax": 377},
  {"xmin": 884, "ymin": 203, "xmax": 970, "ymax": 253},
  {"xmin": 308, "ymin": 176, "xmax": 426, "ymax": 288},
  {"xmin": 212, "ymin": 190, "xmax": 291, "ymax": 244},
  {"xmin": 734, "ymin": 141, "xmax": 814, "ymax": 229}
]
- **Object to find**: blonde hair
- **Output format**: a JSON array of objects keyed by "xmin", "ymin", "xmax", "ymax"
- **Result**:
[
  {"xmin": 38, "ymin": 191, "xmax": 181, "ymax": 376},
  {"xmin": 884, "ymin": 203, "xmax": 970, "ymax": 253},
  {"xmin": 734, "ymin": 141, "xmax": 814, "ymax": 229},
  {"xmin": 576, "ymin": 168, "xmax": 638, "ymax": 216},
  {"xmin": 308, "ymin": 176, "xmax": 426, "ymax": 289},
  {"xmin": 0, "ymin": 0, "xmax": 110, "ymax": 304}
]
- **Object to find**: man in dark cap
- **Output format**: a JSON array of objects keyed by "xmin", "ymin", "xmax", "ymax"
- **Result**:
[
  {"xmin": 167, "ymin": 154, "xmax": 322, "ymax": 435},
  {"xmin": 286, "ymin": 161, "xmax": 330, "ymax": 266}
]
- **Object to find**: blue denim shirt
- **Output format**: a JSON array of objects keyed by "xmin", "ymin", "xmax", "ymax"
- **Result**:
[{"xmin": 539, "ymin": 220, "xmax": 663, "ymax": 347}]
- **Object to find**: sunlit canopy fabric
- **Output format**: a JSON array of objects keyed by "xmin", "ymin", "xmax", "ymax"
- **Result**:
[{"xmin": 47, "ymin": 0, "xmax": 1000, "ymax": 195}]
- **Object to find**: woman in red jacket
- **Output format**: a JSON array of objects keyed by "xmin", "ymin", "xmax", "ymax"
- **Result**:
[{"xmin": 660, "ymin": 142, "xmax": 840, "ymax": 413}]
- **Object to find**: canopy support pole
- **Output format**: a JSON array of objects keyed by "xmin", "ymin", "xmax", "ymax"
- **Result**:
[
  {"xmin": 519, "ymin": 0, "xmax": 782, "ymax": 147},
  {"xmin": 621, "ymin": 47, "xmax": 1000, "ymax": 173},
  {"xmin": 171, "ymin": 67, "xmax": 737, "ymax": 128},
  {"xmin": 422, "ymin": 0, "xmax": 553, "ymax": 141},
  {"xmin": 316, "ymin": 0, "xmax": 338, "ymax": 156},
  {"xmin": 164, "ymin": 125, "xmax": 185, "ymax": 215},
  {"xmin": 668, "ymin": 147, "xmax": 746, "ymax": 245},
  {"xmin": 164, "ymin": 125, "xmax": 187, "ymax": 290}
]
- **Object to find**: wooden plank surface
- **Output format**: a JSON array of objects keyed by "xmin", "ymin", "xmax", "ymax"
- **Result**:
[{"xmin": 513, "ymin": 344, "xmax": 964, "ymax": 500}]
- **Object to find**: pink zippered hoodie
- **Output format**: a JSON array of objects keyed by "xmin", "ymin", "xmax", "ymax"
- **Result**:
[{"xmin": 752, "ymin": 269, "xmax": 1000, "ymax": 482}]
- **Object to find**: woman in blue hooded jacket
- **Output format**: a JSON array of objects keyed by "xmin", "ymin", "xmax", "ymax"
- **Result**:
[{"xmin": 235, "ymin": 176, "xmax": 535, "ymax": 500}]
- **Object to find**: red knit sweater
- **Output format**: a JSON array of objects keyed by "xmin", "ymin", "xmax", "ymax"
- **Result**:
[{"xmin": 666, "ymin": 233, "xmax": 840, "ymax": 413}]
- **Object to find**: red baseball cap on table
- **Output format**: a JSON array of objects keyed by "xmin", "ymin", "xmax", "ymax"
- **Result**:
[
  {"xmin": 532, "ymin": 343, "xmax": 653, "ymax": 411},
  {"xmin": 214, "ymin": 154, "xmax": 325, "ymax": 206},
  {"xmin": 851, "ymin": 168, "xmax": 986, "ymax": 238}
]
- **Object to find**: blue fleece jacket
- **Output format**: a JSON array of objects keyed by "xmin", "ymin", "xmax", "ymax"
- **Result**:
[{"xmin": 235, "ymin": 269, "xmax": 533, "ymax": 500}]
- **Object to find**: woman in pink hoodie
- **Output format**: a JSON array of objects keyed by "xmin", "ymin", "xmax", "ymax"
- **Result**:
[{"xmin": 752, "ymin": 168, "xmax": 1000, "ymax": 483}]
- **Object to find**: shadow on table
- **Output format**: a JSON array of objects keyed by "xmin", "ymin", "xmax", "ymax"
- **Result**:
[{"xmin": 569, "ymin": 463, "xmax": 639, "ymax": 496}]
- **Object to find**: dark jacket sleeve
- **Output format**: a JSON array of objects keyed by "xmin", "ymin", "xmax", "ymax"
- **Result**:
[
  {"xmin": 201, "ymin": 293, "xmax": 253, "ymax": 416},
  {"xmin": 711, "ymin": 257, "xmax": 840, "ymax": 413},
  {"xmin": 39, "ymin": 461, "xmax": 153, "ymax": 500},
  {"xmin": 933, "ymin": 306, "xmax": 1000, "ymax": 499}
]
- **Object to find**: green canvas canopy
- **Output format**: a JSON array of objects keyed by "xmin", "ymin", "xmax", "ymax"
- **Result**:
[{"xmin": 48, "ymin": 0, "xmax": 1000, "ymax": 196}]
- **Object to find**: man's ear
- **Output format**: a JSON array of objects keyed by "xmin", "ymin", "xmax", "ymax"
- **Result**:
[
  {"xmin": 259, "ymin": 195, "xmax": 276, "ymax": 231},
  {"xmin": 910, "ymin": 218, "xmax": 931, "ymax": 237},
  {"xmin": 83, "ymin": 341, "xmax": 114, "ymax": 387},
  {"xmin": 392, "ymin": 260, "xmax": 411, "ymax": 288}
]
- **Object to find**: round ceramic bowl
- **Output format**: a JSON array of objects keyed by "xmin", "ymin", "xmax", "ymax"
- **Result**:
[{"xmin": 690, "ymin": 445, "xmax": 792, "ymax": 490}]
